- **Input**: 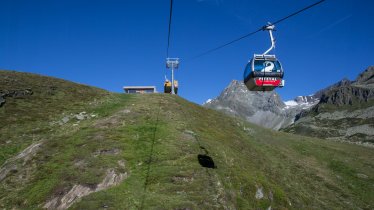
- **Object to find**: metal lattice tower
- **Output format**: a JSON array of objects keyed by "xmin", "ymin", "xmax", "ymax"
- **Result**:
[{"xmin": 166, "ymin": 58, "xmax": 179, "ymax": 94}]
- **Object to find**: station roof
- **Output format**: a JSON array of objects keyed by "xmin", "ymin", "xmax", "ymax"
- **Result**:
[{"xmin": 123, "ymin": 86, "xmax": 156, "ymax": 89}]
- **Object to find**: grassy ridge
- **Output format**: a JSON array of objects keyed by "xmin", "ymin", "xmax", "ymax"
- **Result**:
[
  {"xmin": 0, "ymin": 71, "xmax": 373, "ymax": 209},
  {"xmin": 0, "ymin": 70, "xmax": 109, "ymax": 126},
  {"xmin": 0, "ymin": 70, "xmax": 110, "ymax": 166}
]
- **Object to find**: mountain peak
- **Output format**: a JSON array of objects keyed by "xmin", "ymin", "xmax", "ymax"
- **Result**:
[
  {"xmin": 354, "ymin": 66, "xmax": 374, "ymax": 85},
  {"xmin": 205, "ymin": 80, "xmax": 310, "ymax": 130},
  {"xmin": 313, "ymin": 77, "xmax": 353, "ymax": 98},
  {"xmin": 317, "ymin": 67, "xmax": 374, "ymax": 106}
]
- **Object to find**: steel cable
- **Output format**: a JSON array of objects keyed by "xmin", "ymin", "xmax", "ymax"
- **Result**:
[
  {"xmin": 166, "ymin": 0, "xmax": 174, "ymax": 58},
  {"xmin": 188, "ymin": 0, "xmax": 326, "ymax": 60}
]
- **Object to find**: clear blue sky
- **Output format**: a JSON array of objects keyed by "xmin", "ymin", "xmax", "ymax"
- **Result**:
[{"xmin": 1, "ymin": 0, "xmax": 373, "ymax": 104}]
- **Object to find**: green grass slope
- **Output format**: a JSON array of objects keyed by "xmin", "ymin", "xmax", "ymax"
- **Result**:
[
  {"xmin": 0, "ymin": 70, "xmax": 110, "ymax": 167},
  {"xmin": 0, "ymin": 70, "xmax": 109, "ymax": 125},
  {"xmin": 0, "ymin": 71, "xmax": 373, "ymax": 209}
]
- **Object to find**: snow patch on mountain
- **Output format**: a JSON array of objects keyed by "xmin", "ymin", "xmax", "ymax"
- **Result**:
[
  {"xmin": 284, "ymin": 96, "xmax": 319, "ymax": 110},
  {"xmin": 204, "ymin": 99, "xmax": 213, "ymax": 105},
  {"xmin": 284, "ymin": 100, "xmax": 298, "ymax": 107}
]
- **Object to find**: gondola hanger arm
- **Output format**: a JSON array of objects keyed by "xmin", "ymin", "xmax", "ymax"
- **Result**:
[{"xmin": 262, "ymin": 24, "xmax": 276, "ymax": 56}]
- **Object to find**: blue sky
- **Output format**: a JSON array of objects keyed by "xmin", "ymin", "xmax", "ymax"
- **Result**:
[{"xmin": 1, "ymin": 0, "xmax": 373, "ymax": 104}]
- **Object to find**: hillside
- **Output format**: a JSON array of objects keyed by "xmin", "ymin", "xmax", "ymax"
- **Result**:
[
  {"xmin": 0, "ymin": 70, "xmax": 110, "ymax": 166},
  {"xmin": 0, "ymin": 70, "xmax": 110, "ymax": 126},
  {"xmin": 0, "ymin": 70, "xmax": 373, "ymax": 209}
]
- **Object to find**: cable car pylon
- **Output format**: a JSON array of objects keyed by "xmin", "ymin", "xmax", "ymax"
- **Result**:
[{"xmin": 165, "ymin": 58, "xmax": 179, "ymax": 94}]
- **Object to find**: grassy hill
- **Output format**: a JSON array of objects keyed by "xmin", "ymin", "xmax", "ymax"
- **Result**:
[
  {"xmin": 0, "ymin": 70, "xmax": 373, "ymax": 209},
  {"xmin": 0, "ymin": 70, "xmax": 110, "ymax": 167}
]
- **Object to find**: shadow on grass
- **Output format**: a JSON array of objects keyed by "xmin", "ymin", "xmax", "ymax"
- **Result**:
[{"xmin": 197, "ymin": 154, "xmax": 216, "ymax": 169}]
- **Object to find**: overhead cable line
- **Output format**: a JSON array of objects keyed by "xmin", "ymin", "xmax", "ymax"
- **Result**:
[
  {"xmin": 272, "ymin": 0, "xmax": 326, "ymax": 25},
  {"xmin": 166, "ymin": 0, "xmax": 174, "ymax": 58},
  {"xmin": 190, "ymin": 0, "xmax": 326, "ymax": 60},
  {"xmin": 140, "ymin": 97, "xmax": 162, "ymax": 210}
]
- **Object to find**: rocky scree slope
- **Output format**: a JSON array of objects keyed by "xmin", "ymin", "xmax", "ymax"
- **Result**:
[
  {"xmin": 284, "ymin": 66, "xmax": 374, "ymax": 145},
  {"xmin": 0, "ymin": 70, "xmax": 373, "ymax": 209}
]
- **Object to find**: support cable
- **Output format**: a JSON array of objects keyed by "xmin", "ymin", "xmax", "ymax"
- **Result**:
[
  {"xmin": 140, "ymin": 97, "xmax": 162, "ymax": 209},
  {"xmin": 166, "ymin": 0, "xmax": 174, "ymax": 58},
  {"xmin": 189, "ymin": 0, "xmax": 326, "ymax": 60}
]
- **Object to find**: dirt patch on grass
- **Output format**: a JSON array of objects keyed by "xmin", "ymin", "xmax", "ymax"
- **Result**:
[
  {"xmin": 93, "ymin": 109, "xmax": 132, "ymax": 129},
  {"xmin": 181, "ymin": 130, "xmax": 196, "ymax": 141},
  {"xmin": 44, "ymin": 169, "xmax": 128, "ymax": 210},
  {"xmin": 93, "ymin": 148, "xmax": 121, "ymax": 157},
  {"xmin": 171, "ymin": 176, "xmax": 194, "ymax": 184}
]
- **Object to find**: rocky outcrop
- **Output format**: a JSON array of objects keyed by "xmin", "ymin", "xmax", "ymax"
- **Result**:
[
  {"xmin": 319, "ymin": 85, "xmax": 374, "ymax": 106},
  {"xmin": 0, "ymin": 89, "xmax": 33, "ymax": 98},
  {"xmin": 313, "ymin": 78, "xmax": 352, "ymax": 99},
  {"xmin": 355, "ymin": 66, "xmax": 374, "ymax": 85},
  {"xmin": 0, "ymin": 89, "xmax": 33, "ymax": 107},
  {"xmin": 0, "ymin": 142, "xmax": 42, "ymax": 182},
  {"xmin": 44, "ymin": 169, "xmax": 128, "ymax": 210},
  {"xmin": 293, "ymin": 95, "xmax": 319, "ymax": 104},
  {"xmin": 315, "ymin": 66, "xmax": 374, "ymax": 106}
]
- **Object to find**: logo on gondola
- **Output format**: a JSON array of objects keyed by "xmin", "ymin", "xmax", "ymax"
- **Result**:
[
  {"xmin": 261, "ymin": 61, "xmax": 274, "ymax": 72},
  {"xmin": 257, "ymin": 77, "xmax": 279, "ymax": 81}
]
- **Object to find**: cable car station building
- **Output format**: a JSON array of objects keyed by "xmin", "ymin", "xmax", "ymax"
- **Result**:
[{"xmin": 123, "ymin": 86, "xmax": 157, "ymax": 94}]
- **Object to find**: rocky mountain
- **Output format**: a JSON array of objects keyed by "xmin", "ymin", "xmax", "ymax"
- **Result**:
[
  {"xmin": 313, "ymin": 78, "xmax": 352, "ymax": 98},
  {"xmin": 284, "ymin": 66, "xmax": 374, "ymax": 145},
  {"xmin": 204, "ymin": 66, "xmax": 374, "ymax": 145},
  {"xmin": 204, "ymin": 80, "xmax": 318, "ymax": 130},
  {"xmin": 1, "ymin": 70, "xmax": 373, "ymax": 209},
  {"xmin": 355, "ymin": 66, "xmax": 374, "ymax": 85}
]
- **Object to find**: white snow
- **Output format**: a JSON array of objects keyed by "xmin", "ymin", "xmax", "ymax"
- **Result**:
[
  {"xmin": 284, "ymin": 100, "xmax": 298, "ymax": 106},
  {"xmin": 204, "ymin": 99, "xmax": 212, "ymax": 104},
  {"xmin": 283, "ymin": 98, "xmax": 320, "ymax": 110}
]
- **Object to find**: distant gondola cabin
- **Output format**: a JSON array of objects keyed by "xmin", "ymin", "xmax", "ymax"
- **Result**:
[{"xmin": 164, "ymin": 80, "xmax": 178, "ymax": 94}]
